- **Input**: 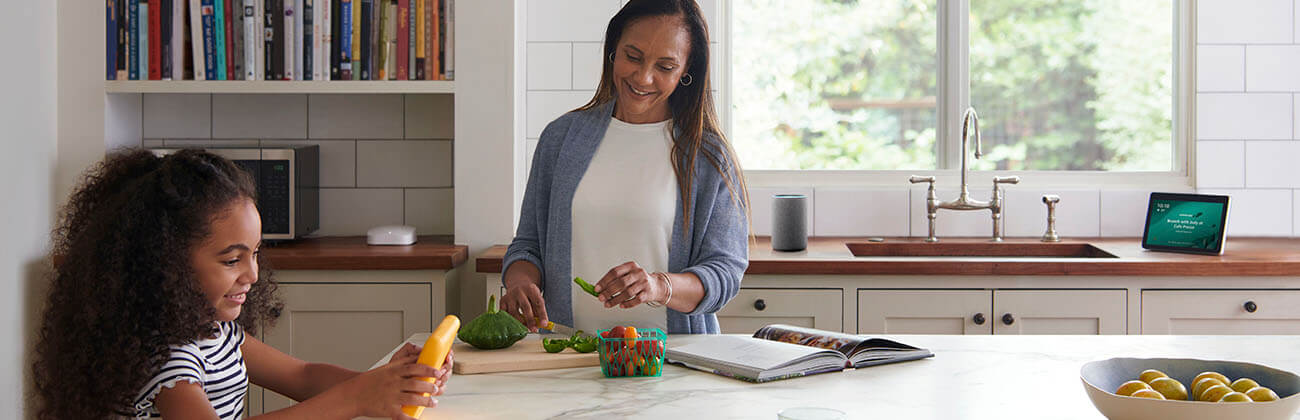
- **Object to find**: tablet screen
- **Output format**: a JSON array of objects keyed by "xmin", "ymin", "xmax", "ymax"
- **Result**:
[{"xmin": 1141, "ymin": 193, "xmax": 1229, "ymax": 254}]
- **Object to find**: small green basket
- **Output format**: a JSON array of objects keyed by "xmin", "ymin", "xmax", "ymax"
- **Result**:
[{"xmin": 596, "ymin": 328, "xmax": 666, "ymax": 378}]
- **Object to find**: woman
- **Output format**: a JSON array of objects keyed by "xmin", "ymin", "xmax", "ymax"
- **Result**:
[{"xmin": 500, "ymin": 0, "xmax": 749, "ymax": 335}]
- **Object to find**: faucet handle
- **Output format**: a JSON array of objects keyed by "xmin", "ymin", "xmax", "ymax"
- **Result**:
[
  {"xmin": 993, "ymin": 176, "xmax": 1021, "ymax": 186},
  {"xmin": 909, "ymin": 175, "xmax": 936, "ymax": 185}
]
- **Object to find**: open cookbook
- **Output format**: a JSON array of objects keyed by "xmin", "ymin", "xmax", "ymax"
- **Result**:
[{"xmin": 665, "ymin": 324, "xmax": 934, "ymax": 383}]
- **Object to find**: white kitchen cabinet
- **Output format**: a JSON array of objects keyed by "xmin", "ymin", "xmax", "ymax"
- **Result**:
[
  {"xmin": 858, "ymin": 289, "xmax": 992, "ymax": 334},
  {"xmin": 857, "ymin": 289, "xmax": 1126, "ymax": 335},
  {"xmin": 716, "ymin": 288, "xmax": 843, "ymax": 334},
  {"xmin": 992, "ymin": 290, "xmax": 1127, "ymax": 335},
  {"xmin": 1141, "ymin": 290, "xmax": 1300, "ymax": 334},
  {"xmin": 259, "ymin": 282, "xmax": 432, "ymax": 412}
]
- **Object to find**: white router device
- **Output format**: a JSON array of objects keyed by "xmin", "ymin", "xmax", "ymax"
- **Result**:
[{"xmin": 367, "ymin": 225, "xmax": 417, "ymax": 245}]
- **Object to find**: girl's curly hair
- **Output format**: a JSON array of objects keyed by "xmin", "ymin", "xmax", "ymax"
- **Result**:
[{"xmin": 34, "ymin": 149, "xmax": 283, "ymax": 419}]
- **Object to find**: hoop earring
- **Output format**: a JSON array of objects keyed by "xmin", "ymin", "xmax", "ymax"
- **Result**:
[
  {"xmin": 608, "ymin": 52, "xmax": 615, "ymax": 63},
  {"xmin": 679, "ymin": 73, "xmax": 693, "ymax": 86}
]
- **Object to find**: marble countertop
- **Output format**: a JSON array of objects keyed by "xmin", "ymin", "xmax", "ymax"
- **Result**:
[{"xmin": 370, "ymin": 334, "xmax": 1300, "ymax": 420}]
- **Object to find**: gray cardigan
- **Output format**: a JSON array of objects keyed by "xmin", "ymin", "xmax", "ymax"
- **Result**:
[{"xmin": 502, "ymin": 101, "xmax": 749, "ymax": 334}]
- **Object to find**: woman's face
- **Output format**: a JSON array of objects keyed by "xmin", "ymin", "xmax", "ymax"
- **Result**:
[
  {"xmin": 611, "ymin": 15, "xmax": 692, "ymax": 124},
  {"xmin": 190, "ymin": 198, "xmax": 262, "ymax": 322}
]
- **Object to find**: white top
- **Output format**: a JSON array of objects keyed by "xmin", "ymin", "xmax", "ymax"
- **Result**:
[
  {"xmin": 569, "ymin": 117, "xmax": 676, "ymax": 333},
  {"xmin": 132, "ymin": 321, "xmax": 248, "ymax": 419}
]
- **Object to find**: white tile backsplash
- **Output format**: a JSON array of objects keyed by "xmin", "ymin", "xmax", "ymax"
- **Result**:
[
  {"xmin": 746, "ymin": 187, "xmax": 814, "ymax": 237},
  {"xmin": 909, "ymin": 187, "xmax": 996, "ymax": 238},
  {"xmin": 1197, "ymin": 46, "xmax": 1244, "ymax": 92},
  {"xmin": 404, "ymin": 94, "xmax": 454, "ymax": 139},
  {"xmin": 1197, "ymin": 0, "xmax": 1294, "ymax": 44},
  {"xmin": 1099, "ymin": 190, "xmax": 1152, "ymax": 237},
  {"xmin": 528, "ymin": 43, "xmax": 573, "ymax": 90},
  {"xmin": 1197, "ymin": 93, "xmax": 1293, "ymax": 140},
  {"xmin": 526, "ymin": 0, "xmax": 620, "ymax": 42},
  {"xmin": 1004, "ymin": 189, "xmax": 1100, "ymax": 238},
  {"xmin": 813, "ymin": 188, "xmax": 907, "ymax": 237},
  {"xmin": 356, "ymin": 140, "xmax": 453, "ymax": 188},
  {"xmin": 308, "ymin": 94, "xmax": 404, "ymax": 139},
  {"xmin": 211, "ymin": 94, "xmax": 307, "ymax": 139},
  {"xmin": 1246, "ymin": 46, "xmax": 1300, "ymax": 92},
  {"xmin": 317, "ymin": 188, "xmax": 404, "ymax": 236},
  {"xmin": 143, "ymin": 94, "xmax": 211, "ymax": 138},
  {"xmin": 261, "ymin": 139, "xmax": 357, "ymax": 188},
  {"xmin": 572, "ymin": 43, "xmax": 604, "ymax": 91},
  {"xmin": 1295, "ymin": 94, "xmax": 1299, "ymax": 139},
  {"xmin": 526, "ymin": 91, "xmax": 595, "ymax": 138},
  {"xmin": 404, "ymin": 188, "xmax": 455, "ymax": 235},
  {"xmin": 1196, "ymin": 141, "xmax": 1246, "ymax": 188},
  {"xmin": 1245, "ymin": 141, "xmax": 1300, "ymax": 188},
  {"xmin": 1199, "ymin": 189, "xmax": 1294, "ymax": 237}
]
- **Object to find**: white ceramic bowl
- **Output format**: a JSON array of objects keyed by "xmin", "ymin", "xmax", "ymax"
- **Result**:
[{"xmin": 1081, "ymin": 357, "xmax": 1300, "ymax": 420}]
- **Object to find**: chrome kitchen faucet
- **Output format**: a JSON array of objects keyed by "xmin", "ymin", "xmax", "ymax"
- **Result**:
[{"xmin": 909, "ymin": 107, "xmax": 1020, "ymax": 242}]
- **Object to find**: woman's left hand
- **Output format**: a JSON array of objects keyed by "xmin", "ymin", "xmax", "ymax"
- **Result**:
[{"xmin": 594, "ymin": 261, "xmax": 666, "ymax": 309}]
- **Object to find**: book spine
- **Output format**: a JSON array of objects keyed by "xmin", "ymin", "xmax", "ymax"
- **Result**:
[
  {"xmin": 171, "ymin": 0, "xmax": 184, "ymax": 79},
  {"xmin": 273, "ymin": 0, "xmax": 285, "ymax": 79},
  {"xmin": 303, "ymin": 0, "xmax": 313, "ymax": 80},
  {"xmin": 223, "ymin": 0, "xmax": 233, "ymax": 79},
  {"xmin": 312, "ymin": 0, "xmax": 322, "ymax": 81},
  {"xmin": 160, "ymin": 0, "xmax": 171, "ymax": 79},
  {"xmin": 413, "ymin": 0, "xmax": 422, "ymax": 80},
  {"xmin": 406, "ymin": 0, "xmax": 413, "ymax": 80},
  {"xmin": 369, "ymin": 0, "xmax": 379, "ymax": 80},
  {"xmin": 395, "ymin": 0, "xmax": 406, "ymax": 80},
  {"xmin": 321, "ymin": 0, "xmax": 331, "ymax": 80},
  {"xmin": 213, "ymin": 0, "xmax": 226, "ymax": 79},
  {"xmin": 330, "ymin": 0, "xmax": 340, "ymax": 79},
  {"xmin": 283, "ymin": 0, "xmax": 294, "ymax": 80},
  {"xmin": 339, "ymin": 0, "xmax": 351, "ymax": 80},
  {"xmin": 107, "ymin": 1, "xmax": 117, "ymax": 80},
  {"xmin": 294, "ymin": 0, "xmax": 303, "ymax": 80},
  {"xmin": 243, "ymin": 0, "xmax": 256, "ymax": 79},
  {"xmin": 200, "ymin": 0, "xmax": 216, "ymax": 80},
  {"xmin": 384, "ymin": 1, "xmax": 396, "ymax": 80},
  {"xmin": 117, "ymin": 1, "xmax": 128, "ymax": 80},
  {"xmin": 148, "ymin": 0, "xmax": 160, "ymax": 80},
  {"xmin": 359, "ymin": 0, "xmax": 370, "ymax": 80},
  {"xmin": 230, "ymin": 0, "xmax": 243, "ymax": 79},
  {"xmin": 442, "ymin": 0, "xmax": 450, "ymax": 79},
  {"xmin": 253, "ymin": 0, "xmax": 263, "ymax": 80},
  {"xmin": 263, "ymin": 0, "xmax": 274, "ymax": 80},
  {"xmin": 424, "ymin": 0, "xmax": 433, "ymax": 80},
  {"xmin": 128, "ymin": 0, "xmax": 138, "ymax": 79},
  {"xmin": 188, "ymin": 0, "xmax": 204, "ymax": 80},
  {"xmin": 139, "ymin": 2, "xmax": 150, "ymax": 79},
  {"xmin": 350, "ymin": 0, "xmax": 359, "ymax": 79},
  {"xmin": 376, "ymin": 0, "xmax": 387, "ymax": 80}
]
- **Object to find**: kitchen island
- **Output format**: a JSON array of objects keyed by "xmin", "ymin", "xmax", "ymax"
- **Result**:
[{"xmin": 372, "ymin": 334, "xmax": 1300, "ymax": 420}]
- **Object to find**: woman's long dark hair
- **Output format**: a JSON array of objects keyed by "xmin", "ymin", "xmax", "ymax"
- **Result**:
[
  {"xmin": 579, "ymin": 0, "xmax": 750, "ymax": 233},
  {"xmin": 33, "ymin": 149, "xmax": 283, "ymax": 419}
]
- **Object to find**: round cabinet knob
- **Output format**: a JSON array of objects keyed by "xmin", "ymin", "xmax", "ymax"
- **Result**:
[
  {"xmin": 754, "ymin": 299, "xmax": 767, "ymax": 311},
  {"xmin": 972, "ymin": 313, "xmax": 986, "ymax": 325},
  {"xmin": 1244, "ymin": 301, "xmax": 1258, "ymax": 313},
  {"xmin": 1002, "ymin": 313, "xmax": 1015, "ymax": 325}
]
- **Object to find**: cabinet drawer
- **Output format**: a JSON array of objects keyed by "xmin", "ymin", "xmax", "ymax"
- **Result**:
[
  {"xmin": 716, "ymin": 288, "xmax": 842, "ymax": 334},
  {"xmin": 993, "ymin": 290, "xmax": 1126, "ymax": 335},
  {"xmin": 1142, "ymin": 290, "xmax": 1300, "ymax": 334},
  {"xmin": 858, "ymin": 289, "xmax": 992, "ymax": 335}
]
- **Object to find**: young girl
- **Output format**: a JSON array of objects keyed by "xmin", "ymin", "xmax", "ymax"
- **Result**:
[{"xmin": 34, "ymin": 149, "xmax": 451, "ymax": 420}]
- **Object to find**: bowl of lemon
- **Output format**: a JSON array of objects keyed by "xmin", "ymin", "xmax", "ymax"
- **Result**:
[{"xmin": 1081, "ymin": 358, "xmax": 1300, "ymax": 420}]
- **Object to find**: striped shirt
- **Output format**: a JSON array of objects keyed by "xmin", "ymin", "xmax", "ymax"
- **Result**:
[{"xmin": 133, "ymin": 321, "xmax": 248, "ymax": 419}]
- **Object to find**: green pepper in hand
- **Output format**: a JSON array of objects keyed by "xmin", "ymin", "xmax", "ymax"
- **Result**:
[
  {"xmin": 573, "ymin": 277, "xmax": 598, "ymax": 298},
  {"xmin": 541, "ymin": 338, "xmax": 569, "ymax": 353}
]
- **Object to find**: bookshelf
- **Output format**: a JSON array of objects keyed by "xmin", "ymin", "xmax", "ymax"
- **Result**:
[{"xmin": 104, "ymin": 80, "xmax": 454, "ymax": 94}]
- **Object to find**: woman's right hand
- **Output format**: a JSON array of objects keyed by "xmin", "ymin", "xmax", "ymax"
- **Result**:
[
  {"xmin": 326, "ymin": 346, "xmax": 444, "ymax": 420},
  {"xmin": 500, "ymin": 262, "xmax": 549, "ymax": 332}
]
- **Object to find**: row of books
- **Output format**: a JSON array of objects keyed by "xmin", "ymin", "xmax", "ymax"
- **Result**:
[{"xmin": 105, "ymin": 0, "xmax": 454, "ymax": 81}]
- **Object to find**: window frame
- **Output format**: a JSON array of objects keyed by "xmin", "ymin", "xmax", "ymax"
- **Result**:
[{"xmin": 721, "ymin": 0, "xmax": 1196, "ymax": 189}]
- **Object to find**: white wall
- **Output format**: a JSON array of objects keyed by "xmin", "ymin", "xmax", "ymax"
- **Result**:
[
  {"xmin": 1, "ymin": 0, "xmax": 57, "ymax": 417},
  {"xmin": 520, "ymin": 0, "xmax": 1300, "ymax": 239},
  {"xmin": 1195, "ymin": 0, "xmax": 1300, "ymax": 237}
]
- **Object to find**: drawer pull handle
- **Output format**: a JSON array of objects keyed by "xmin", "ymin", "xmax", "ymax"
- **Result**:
[
  {"xmin": 1244, "ymin": 301, "xmax": 1258, "ymax": 313},
  {"xmin": 754, "ymin": 299, "xmax": 767, "ymax": 311},
  {"xmin": 1002, "ymin": 313, "xmax": 1015, "ymax": 326},
  {"xmin": 972, "ymin": 313, "xmax": 986, "ymax": 325}
]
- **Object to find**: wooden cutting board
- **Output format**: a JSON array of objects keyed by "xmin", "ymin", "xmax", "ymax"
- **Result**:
[{"xmin": 451, "ymin": 336, "xmax": 600, "ymax": 374}]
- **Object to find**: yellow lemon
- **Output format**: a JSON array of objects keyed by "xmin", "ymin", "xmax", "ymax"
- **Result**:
[
  {"xmin": 1246, "ymin": 386, "xmax": 1280, "ymax": 402},
  {"xmin": 1148, "ymin": 377, "xmax": 1188, "ymax": 401},
  {"xmin": 1139, "ymin": 369, "xmax": 1169, "ymax": 383},
  {"xmin": 1116, "ymin": 380, "xmax": 1153, "ymax": 396},
  {"xmin": 1194, "ymin": 372, "xmax": 1231, "ymax": 388},
  {"xmin": 1218, "ymin": 392, "xmax": 1253, "ymax": 403},
  {"xmin": 1193, "ymin": 378, "xmax": 1228, "ymax": 400},
  {"xmin": 1200, "ymin": 384, "xmax": 1234, "ymax": 402},
  {"xmin": 1131, "ymin": 389, "xmax": 1166, "ymax": 399},
  {"xmin": 1230, "ymin": 378, "xmax": 1260, "ymax": 393}
]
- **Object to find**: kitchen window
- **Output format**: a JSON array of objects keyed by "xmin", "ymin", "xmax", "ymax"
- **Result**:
[{"xmin": 724, "ymin": 0, "xmax": 1192, "ymax": 186}]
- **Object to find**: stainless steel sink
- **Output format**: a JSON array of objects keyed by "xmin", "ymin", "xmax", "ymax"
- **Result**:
[{"xmin": 846, "ymin": 242, "xmax": 1118, "ymax": 258}]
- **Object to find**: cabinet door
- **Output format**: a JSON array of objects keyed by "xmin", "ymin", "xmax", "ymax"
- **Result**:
[
  {"xmin": 261, "ymin": 283, "xmax": 432, "ymax": 412},
  {"xmin": 857, "ymin": 290, "xmax": 992, "ymax": 334},
  {"xmin": 716, "ymin": 289, "xmax": 842, "ymax": 334},
  {"xmin": 1142, "ymin": 290, "xmax": 1300, "ymax": 334},
  {"xmin": 993, "ymin": 290, "xmax": 1126, "ymax": 335}
]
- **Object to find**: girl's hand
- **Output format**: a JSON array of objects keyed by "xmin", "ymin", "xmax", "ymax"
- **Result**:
[
  {"xmin": 327, "ymin": 344, "xmax": 444, "ymax": 420},
  {"xmin": 595, "ymin": 261, "xmax": 666, "ymax": 309}
]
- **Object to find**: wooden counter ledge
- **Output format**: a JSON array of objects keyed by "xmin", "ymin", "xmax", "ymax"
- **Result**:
[
  {"xmin": 262, "ymin": 235, "xmax": 468, "ymax": 270},
  {"xmin": 476, "ymin": 237, "xmax": 1300, "ymax": 276}
]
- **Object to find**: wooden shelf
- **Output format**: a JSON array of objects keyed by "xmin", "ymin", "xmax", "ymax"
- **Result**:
[{"xmin": 105, "ymin": 80, "xmax": 455, "ymax": 94}]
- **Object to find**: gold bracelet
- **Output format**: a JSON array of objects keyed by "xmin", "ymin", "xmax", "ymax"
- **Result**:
[{"xmin": 646, "ymin": 272, "xmax": 673, "ymax": 308}]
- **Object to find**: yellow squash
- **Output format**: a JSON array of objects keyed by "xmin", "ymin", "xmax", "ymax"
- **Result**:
[{"xmin": 401, "ymin": 315, "xmax": 461, "ymax": 418}]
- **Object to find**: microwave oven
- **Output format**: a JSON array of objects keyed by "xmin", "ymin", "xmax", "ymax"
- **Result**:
[{"xmin": 149, "ymin": 146, "xmax": 319, "ymax": 240}]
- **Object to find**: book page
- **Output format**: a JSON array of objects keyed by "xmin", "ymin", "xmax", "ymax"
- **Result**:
[
  {"xmin": 753, "ymin": 324, "xmax": 863, "ymax": 355},
  {"xmin": 668, "ymin": 335, "xmax": 840, "ymax": 371}
]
